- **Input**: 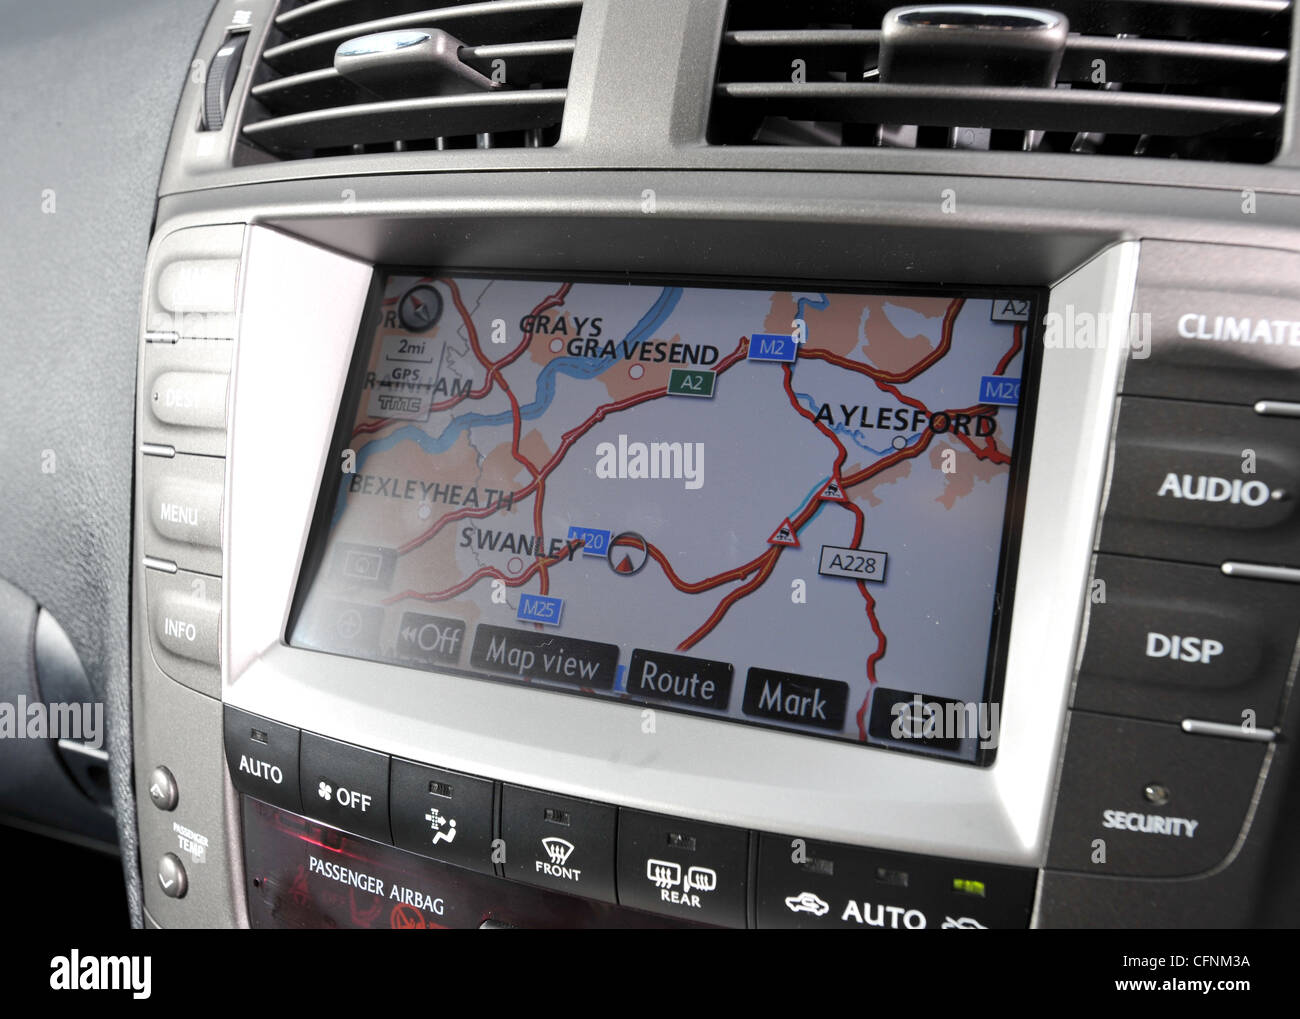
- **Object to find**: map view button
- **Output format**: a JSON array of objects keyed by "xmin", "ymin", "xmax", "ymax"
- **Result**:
[
  {"xmin": 743, "ymin": 668, "xmax": 848, "ymax": 732},
  {"xmin": 628, "ymin": 649, "xmax": 733, "ymax": 711},
  {"xmin": 470, "ymin": 624, "xmax": 620, "ymax": 690}
]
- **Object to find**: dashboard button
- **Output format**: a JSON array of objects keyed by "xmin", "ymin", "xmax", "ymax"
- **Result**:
[
  {"xmin": 140, "ymin": 337, "xmax": 233, "ymax": 457},
  {"xmin": 390, "ymin": 759, "xmax": 496, "ymax": 875},
  {"xmin": 141, "ymin": 452, "xmax": 225, "ymax": 576},
  {"xmin": 1099, "ymin": 397, "xmax": 1300, "ymax": 566},
  {"xmin": 1076, "ymin": 555, "xmax": 1298, "ymax": 727},
  {"xmin": 755, "ymin": 834, "xmax": 1034, "ymax": 930},
  {"xmin": 157, "ymin": 853, "xmax": 188, "ymax": 899},
  {"xmin": 148, "ymin": 765, "xmax": 179, "ymax": 811},
  {"xmin": 626, "ymin": 649, "xmax": 733, "ymax": 711},
  {"xmin": 145, "ymin": 568, "xmax": 221, "ymax": 697},
  {"xmin": 616, "ymin": 809, "xmax": 748, "ymax": 927},
  {"xmin": 224, "ymin": 707, "xmax": 301, "ymax": 813},
  {"xmin": 1125, "ymin": 241, "xmax": 1300, "ymax": 404},
  {"xmin": 1046, "ymin": 712, "xmax": 1266, "ymax": 877},
  {"xmin": 500, "ymin": 785, "xmax": 616, "ymax": 903},
  {"xmin": 299, "ymin": 733, "xmax": 391, "ymax": 844},
  {"xmin": 742, "ymin": 667, "xmax": 849, "ymax": 731},
  {"xmin": 149, "ymin": 370, "xmax": 229, "ymax": 431}
]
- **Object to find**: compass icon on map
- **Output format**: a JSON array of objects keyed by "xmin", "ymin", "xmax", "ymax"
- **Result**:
[
  {"xmin": 398, "ymin": 284, "xmax": 443, "ymax": 332},
  {"xmin": 607, "ymin": 532, "xmax": 649, "ymax": 576}
]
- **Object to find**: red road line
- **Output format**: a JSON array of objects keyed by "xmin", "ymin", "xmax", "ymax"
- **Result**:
[
  {"xmin": 994, "ymin": 323, "xmax": 1024, "ymax": 376},
  {"xmin": 394, "ymin": 337, "xmax": 749, "ymax": 557}
]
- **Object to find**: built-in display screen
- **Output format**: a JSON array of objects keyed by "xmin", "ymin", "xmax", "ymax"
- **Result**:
[{"xmin": 291, "ymin": 272, "xmax": 1038, "ymax": 761}]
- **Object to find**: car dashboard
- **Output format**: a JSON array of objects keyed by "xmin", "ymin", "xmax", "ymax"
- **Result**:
[{"xmin": 2, "ymin": 0, "xmax": 1300, "ymax": 938}]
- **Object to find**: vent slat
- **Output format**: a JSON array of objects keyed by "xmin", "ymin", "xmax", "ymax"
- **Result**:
[
  {"xmin": 722, "ymin": 0, "xmax": 1291, "ymax": 40},
  {"xmin": 243, "ymin": 89, "xmax": 567, "ymax": 155},
  {"xmin": 251, "ymin": 67, "xmax": 369, "ymax": 116},
  {"xmin": 241, "ymin": 0, "xmax": 580, "ymax": 161},
  {"xmin": 712, "ymin": 0, "xmax": 1291, "ymax": 161},
  {"xmin": 276, "ymin": 1, "xmax": 493, "ymax": 39},
  {"xmin": 716, "ymin": 82, "xmax": 1282, "ymax": 137},
  {"xmin": 251, "ymin": 39, "xmax": 574, "ymax": 115},
  {"xmin": 263, "ymin": 0, "xmax": 583, "ymax": 75},
  {"xmin": 1060, "ymin": 38, "xmax": 1288, "ymax": 84},
  {"xmin": 722, "ymin": 32, "xmax": 1288, "ymax": 85}
]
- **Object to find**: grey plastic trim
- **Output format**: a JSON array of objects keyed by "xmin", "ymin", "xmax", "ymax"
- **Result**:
[
  {"xmin": 220, "ymin": 227, "xmax": 1135, "ymax": 867},
  {"xmin": 1181, "ymin": 718, "xmax": 1277, "ymax": 742},
  {"xmin": 1255, "ymin": 399, "xmax": 1300, "ymax": 416},
  {"xmin": 159, "ymin": 0, "xmax": 1300, "ymax": 197},
  {"xmin": 1222, "ymin": 561, "xmax": 1300, "ymax": 582}
]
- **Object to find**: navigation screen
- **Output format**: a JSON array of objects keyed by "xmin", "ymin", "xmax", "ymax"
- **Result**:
[{"xmin": 291, "ymin": 273, "xmax": 1036, "ymax": 761}]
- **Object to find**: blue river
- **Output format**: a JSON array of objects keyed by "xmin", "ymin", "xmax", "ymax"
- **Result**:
[{"xmin": 332, "ymin": 286, "xmax": 683, "ymax": 524}]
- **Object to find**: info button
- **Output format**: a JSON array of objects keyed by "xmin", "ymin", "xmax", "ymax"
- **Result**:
[{"xmin": 628, "ymin": 649, "xmax": 733, "ymax": 711}]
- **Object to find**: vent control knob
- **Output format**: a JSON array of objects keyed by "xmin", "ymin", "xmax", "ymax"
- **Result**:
[
  {"xmin": 201, "ymin": 32, "xmax": 249, "ymax": 131},
  {"xmin": 878, "ymin": 5, "xmax": 1068, "ymax": 87}
]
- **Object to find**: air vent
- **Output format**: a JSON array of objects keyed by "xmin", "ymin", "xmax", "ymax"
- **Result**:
[
  {"xmin": 241, "ymin": 0, "xmax": 582, "ymax": 160},
  {"xmin": 710, "ymin": 1, "xmax": 1292, "ymax": 162}
]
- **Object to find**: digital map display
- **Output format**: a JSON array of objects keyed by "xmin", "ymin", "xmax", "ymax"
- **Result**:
[{"xmin": 292, "ymin": 273, "xmax": 1032, "ymax": 758}]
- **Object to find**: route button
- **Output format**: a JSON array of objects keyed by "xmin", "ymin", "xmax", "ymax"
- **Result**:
[
  {"xmin": 628, "ymin": 649, "xmax": 733, "ymax": 711},
  {"xmin": 742, "ymin": 667, "xmax": 848, "ymax": 732}
]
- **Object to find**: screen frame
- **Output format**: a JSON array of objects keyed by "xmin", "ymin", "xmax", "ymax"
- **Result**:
[
  {"xmin": 285, "ymin": 268, "xmax": 1044, "ymax": 765},
  {"xmin": 222, "ymin": 225, "xmax": 1137, "ymax": 869}
]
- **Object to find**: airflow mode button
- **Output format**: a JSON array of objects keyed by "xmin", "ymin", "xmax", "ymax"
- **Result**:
[{"xmin": 1100, "ymin": 397, "xmax": 1300, "ymax": 566}]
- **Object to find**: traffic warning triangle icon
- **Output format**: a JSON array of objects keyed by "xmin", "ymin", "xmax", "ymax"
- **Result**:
[
  {"xmin": 768, "ymin": 519, "xmax": 799, "ymax": 546},
  {"xmin": 819, "ymin": 478, "xmax": 847, "ymax": 502}
]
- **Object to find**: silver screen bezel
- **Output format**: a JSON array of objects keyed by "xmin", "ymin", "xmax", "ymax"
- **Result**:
[{"xmin": 222, "ymin": 225, "xmax": 1137, "ymax": 867}]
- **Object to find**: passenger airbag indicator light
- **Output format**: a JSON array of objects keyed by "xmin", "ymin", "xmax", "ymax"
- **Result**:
[{"xmin": 952, "ymin": 877, "xmax": 987, "ymax": 898}]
